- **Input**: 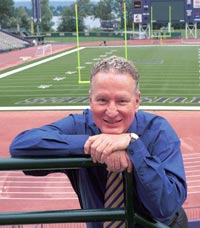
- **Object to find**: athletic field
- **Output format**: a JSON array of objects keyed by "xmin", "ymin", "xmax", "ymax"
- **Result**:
[{"xmin": 0, "ymin": 44, "xmax": 199, "ymax": 108}]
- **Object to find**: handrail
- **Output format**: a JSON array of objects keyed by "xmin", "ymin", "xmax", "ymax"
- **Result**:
[{"xmin": 0, "ymin": 157, "xmax": 169, "ymax": 228}]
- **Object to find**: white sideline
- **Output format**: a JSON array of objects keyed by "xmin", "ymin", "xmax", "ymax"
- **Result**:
[
  {"xmin": 0, "ymin": 106, "xmax": 199, "ymax": 111},
  {"xmin": 0, "ymin": 47, "xmax": 86, "ymax": 79}
]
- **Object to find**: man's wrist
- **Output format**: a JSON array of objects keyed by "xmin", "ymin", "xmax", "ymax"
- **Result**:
[{"xmin": 129, "ymin": 133, "xmax": 139, "ymax": 144}]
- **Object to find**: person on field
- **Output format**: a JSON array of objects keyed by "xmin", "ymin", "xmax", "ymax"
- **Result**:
[{"xmin": 10, "ymin": 56, "xmax": 188, "ymax": 228}]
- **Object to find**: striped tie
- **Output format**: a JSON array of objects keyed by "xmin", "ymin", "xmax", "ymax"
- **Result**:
[{"xmin": 104, "ymin": 171, "xmax": 125, "ymax": 228}]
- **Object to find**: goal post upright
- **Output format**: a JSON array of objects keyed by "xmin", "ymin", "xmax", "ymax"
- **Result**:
[
  {"xmin": 150, "ymin": 5, "xmax": 172, "ymax": 39},
  {"xmin": 75, "ymin": 3, "xmax": 89, "ymax": 84},
  {"xmin": 123, "ymin": 2, "xmax": 128, "ymax": 60}
]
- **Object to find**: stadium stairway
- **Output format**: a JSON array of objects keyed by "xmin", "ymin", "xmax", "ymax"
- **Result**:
[{"xmin": 0, "ymin": 30, "xmax": 31, "ymax": 53}]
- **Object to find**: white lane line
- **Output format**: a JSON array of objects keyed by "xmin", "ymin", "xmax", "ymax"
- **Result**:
[
  {"xmin": 0, "ymin": 186, "xmax": 72, "ymax": 189},
  {"xmin": 0, "ymin": 181, "xmax": 70, "ymax": 183},
  {"xmin": 0, "ymin": 47, "xmax": 85, "ymax": 79},
  {"xmin": 0, "ymin": 197, "xmax": 78, "ymax": 200},
  {"xmin": 0, "ymin": 106, "xmax": 200, "ymax": 111},
  {"xmin": 186, "ymin": 170, "xmax": 200, "ymax": 173},
  {"xmin": 0, "ymin": 176, "xmax": 69, "ymax": 179},
  {"xmin": 0, "ymin": 192, "xmax": 76, "ymax": 194}
]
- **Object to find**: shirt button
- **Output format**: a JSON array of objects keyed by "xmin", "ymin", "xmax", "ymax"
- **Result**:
[{"xmin": 129, "ymin": 150, "xmax": 134, "ymax": 155}]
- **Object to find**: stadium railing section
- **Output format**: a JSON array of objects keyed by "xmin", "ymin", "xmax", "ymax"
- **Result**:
[
  {"xmin": 0, "ymin": 30, "xmax": 31, "ymax": 52},
  {"xmin": 0, "ymin": 156, "xmax": 169, "ymax": 228}
]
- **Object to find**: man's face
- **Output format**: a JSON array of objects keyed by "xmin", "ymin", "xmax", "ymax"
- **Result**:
[{"xmin": 90, "ymin": 72, "xmax": 140, "ymax": 134}]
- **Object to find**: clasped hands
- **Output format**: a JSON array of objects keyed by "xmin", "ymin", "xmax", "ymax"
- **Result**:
[{"xmin": 84, "ymin": 134, "xmax": 132, "ymax": 173}]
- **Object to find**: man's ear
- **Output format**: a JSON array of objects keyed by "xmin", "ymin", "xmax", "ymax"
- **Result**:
[
  {"xmin": 89, "ymin": 95, "xmax": 93, "ymax": 111},
  {"xmin": 135, "ymin": 91, "xmax": 141, "ymax": 112}
]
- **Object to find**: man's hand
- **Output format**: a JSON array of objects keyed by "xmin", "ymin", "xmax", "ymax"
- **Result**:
[
  {"xmin": 105, "ymin": 151, "xmax": 133, "ymax": 173},
  {"xmin": 84, "ymin": 133, "xmax": 130, "ymax": 163}
]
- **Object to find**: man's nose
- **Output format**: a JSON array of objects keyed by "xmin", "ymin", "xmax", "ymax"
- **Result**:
[{"xmin": 105, "ymin": 102, "xmax": 118, "ymax": 117}]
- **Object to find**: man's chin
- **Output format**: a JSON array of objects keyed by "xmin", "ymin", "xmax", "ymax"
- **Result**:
[{"xmin": 100, "ymin": 127, "xmax": 124, "ymax": 134}]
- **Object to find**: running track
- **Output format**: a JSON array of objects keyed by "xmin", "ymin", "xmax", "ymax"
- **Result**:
[{"xmin": 0, "ymin": 110, "xmax": 200, "ymax": 228}]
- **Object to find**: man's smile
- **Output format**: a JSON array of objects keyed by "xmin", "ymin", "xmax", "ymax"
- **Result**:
[{"xmin": 103, "ymin": 119, "xmax": 122, "ymax": 124}]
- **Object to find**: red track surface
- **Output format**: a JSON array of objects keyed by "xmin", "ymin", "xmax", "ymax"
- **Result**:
[
  {"xmin": 0, "ymin": 110, "xmax": 200, "ymax": 225},
  {"xmin": 0, "ymin": 43, "xmax": 76, "ymax": 71}
]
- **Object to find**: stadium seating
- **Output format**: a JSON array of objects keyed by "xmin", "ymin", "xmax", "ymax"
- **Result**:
[{"xmin": 0, "ymin": 30, "xmax": 31, "ymax": 52}]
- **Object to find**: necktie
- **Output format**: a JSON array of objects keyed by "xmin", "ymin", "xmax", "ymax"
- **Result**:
[{"xmin": 104, "ymin": 171, "xmax": 125, "ymax": 228}]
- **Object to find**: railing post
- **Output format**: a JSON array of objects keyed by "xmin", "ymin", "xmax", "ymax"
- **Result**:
[{"xmin": 125, "ymin": 171, "xmax": 135, "ymax": 228}]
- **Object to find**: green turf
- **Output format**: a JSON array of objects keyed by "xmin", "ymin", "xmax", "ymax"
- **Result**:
[{"xmin": 0, "ymin": 45, "xmax": 199, "ymax": 107}]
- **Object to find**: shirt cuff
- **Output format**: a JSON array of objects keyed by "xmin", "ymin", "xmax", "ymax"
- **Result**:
[{"xmin": 127, "ymin": 139, "xmax": 149, "ymax": 170}]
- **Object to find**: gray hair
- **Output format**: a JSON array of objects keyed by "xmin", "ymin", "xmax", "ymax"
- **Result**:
[{"xmin": 90, "ymin": 55, "xmax": 140, "ymax": 94}]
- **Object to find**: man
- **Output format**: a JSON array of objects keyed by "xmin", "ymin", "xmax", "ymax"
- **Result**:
[{"xmin": 10, "ymin": 56, "xmax": 188, "ymax": 228}]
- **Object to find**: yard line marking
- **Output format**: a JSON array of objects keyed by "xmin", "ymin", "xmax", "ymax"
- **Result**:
[{"xmin": 0, "ymin": 47, "xmax": 85, "ymax": 79}]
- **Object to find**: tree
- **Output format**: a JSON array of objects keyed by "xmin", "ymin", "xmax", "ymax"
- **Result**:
[
  {"xmin": 57, "ymin": 0, "xmax": 94, "ymax": 32},
  {"xmin": 57, "ymin": 6, "xmax": 77, "ymax": 32},
  {"xmin": 94, "ymin": 0, "xmax": 113, "ymax": 21},
  {"xmin": 112, "ymin": 0, "xmax": 134, "ymax": 30},
  {"xmin": 76, "ymin": 0, "xmax": 94, "ymax": 18},
  {"xmin": 93, "ymin": 0, "xmax": 134, "ymax": 30},
  {"xmin": 15, "ymin": 6, "xmax": 30, "ymax": 31},
  {"xmin": 40, "ymin": 0, "xmax": 53, "ymax": 32},
  {"xmin": 0, "ymin": 0, "xmax": 15, "ymax": 29}
]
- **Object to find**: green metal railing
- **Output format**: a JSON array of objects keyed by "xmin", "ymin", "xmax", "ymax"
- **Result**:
[{"xmin": 0, "ymin": 157, "xmax": 169, "ymax": 228}]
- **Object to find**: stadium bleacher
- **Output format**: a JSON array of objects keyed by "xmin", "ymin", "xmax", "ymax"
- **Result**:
[{"xmin": 0, "ymin": 30, "xmax": 31, "ymax": 53}]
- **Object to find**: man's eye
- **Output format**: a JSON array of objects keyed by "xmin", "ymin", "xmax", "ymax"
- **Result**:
[
  {"xmin": 118, "ymin": 100, "xmax": 128, "ymax": 104},
  {"xmin": 97, "ymin": 98, "xmax": 107, "ymax": 104}
]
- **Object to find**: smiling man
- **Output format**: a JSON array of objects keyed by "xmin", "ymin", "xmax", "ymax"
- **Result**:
[{"xmin": 10, "ymin": 56, "xmax": 188, "ymax": 228}]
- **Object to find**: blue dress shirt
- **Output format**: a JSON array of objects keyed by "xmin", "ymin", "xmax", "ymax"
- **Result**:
[{"xmin": 10, "ymin": 109, "xmax": 187, "ymax": 228}]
